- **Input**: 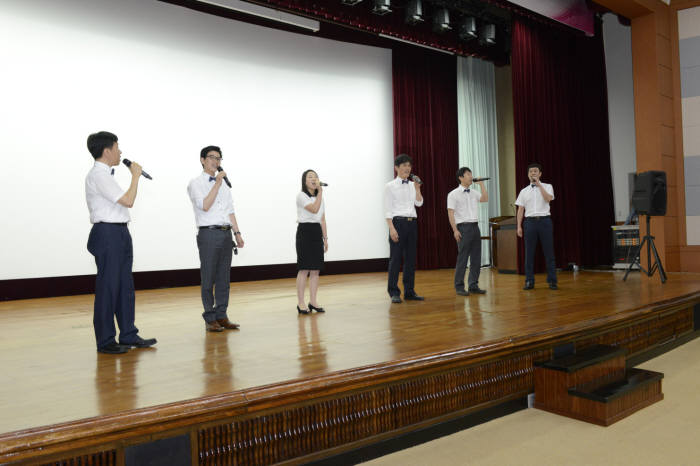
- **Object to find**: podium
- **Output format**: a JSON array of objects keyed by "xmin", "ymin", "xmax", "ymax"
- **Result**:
[{"xmin": 490, "ymin": 216, "xmax": 517, "ymax": 274}]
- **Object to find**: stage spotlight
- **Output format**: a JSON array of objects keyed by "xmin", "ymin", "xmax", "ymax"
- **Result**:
[
  {"xmin": 372, "ymin": 0, "xmax": 391, "ymax": 15},
  {"xmin": 405, "ymin": 0, "xmax": 424, "ymax": 25},
  {"xmin": 458, "ymin": 17, "xmax": 478, "ymax": 40},
  {"xmin": 481, "ymin": 23, "xmax": 497, "ymax": 45},
  {"xmin": 433, "ymin": 8, "xmax": 452, "ymax": 32},
  {"xmin": 341, "ymin": 0, "xmax": 363, "ymax": 5}
]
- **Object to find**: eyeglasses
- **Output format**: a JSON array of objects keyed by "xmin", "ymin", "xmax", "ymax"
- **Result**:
[{"xmin": 206, "ymin": 155, "xmax": 223, "ymax": 161}]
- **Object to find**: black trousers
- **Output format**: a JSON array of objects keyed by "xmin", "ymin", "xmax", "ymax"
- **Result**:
[
  {"xmin": 523, "ymin": 216, "xmax": 557, "ymax": 284},
  {"xmin": 387, "ymin": 217, "xmax": 418, "ymax": 297},
  {"xmin": 87, "ymin": 223, "xmax": 138, "ymax": 349},
  {"xmin": 454, "ymin": 222, "xmax": 481, "ymax": 291}
]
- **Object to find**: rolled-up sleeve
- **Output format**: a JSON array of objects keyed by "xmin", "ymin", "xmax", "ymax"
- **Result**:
[
  {"xmin": 447, "ymin": 191, "xmax": 456, "ymax": 210},
  {"xmin": 227, "ymin": 190, "xmax": 235, "ymax": 215},
  {"xmin": 514, "ymin": 190, "xmax": 525, "ymax": 207},
  {"xmin": 414, "ymin": 184, "xmax": 423, "ymax": 207},
  {"xmin": 546, "ymin": 184, "xmax": 555, "ymax": 200},
  {"xmin": 384, "ymin": 184, "xmax": 393, "ymax": 219},
  {"xmin": 95, "ymin": 171, "xmax": 125, "ymax": 204},
  {"xmin": 187, "ymin": 179, "xmax": 205, "ymax": 211}
]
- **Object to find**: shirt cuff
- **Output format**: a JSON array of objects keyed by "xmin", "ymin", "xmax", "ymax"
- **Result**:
[{"xmin": 112, "ymin": 190, "xmax": 126, "ymax": 204}]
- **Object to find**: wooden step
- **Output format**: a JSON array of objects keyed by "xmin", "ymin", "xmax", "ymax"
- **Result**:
[
  {"xmin": 534, "ymin": 345, "xmax": 627, "ymax": 373},
  {"xmin": 534, "ymin": 345, "xmax": 628, "ymax": 414},
  {"xmin": 569, "ymin": 368, "xmax": 664, "ymax": 402},
  {"xmin": 534, "ymin": 368, "xmax": 664, "ymax": 426}
]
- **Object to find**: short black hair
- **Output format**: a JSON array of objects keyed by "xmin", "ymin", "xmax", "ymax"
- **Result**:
[
  {"xmin": 394, "ymin": 153, "xmax": 412, "ymax": 167},
  {"xmin": 527, "ymin": 162, "xmax": 542, "ymax": 171},
  {"xmin": 301, "ymin": 169, "xmax": 318, "ymax": 197},
  {"xmin": 200, "ymin": 145, "xmax": 222, "ymax": 159},
  {"xmin": 87, "ymin": 131, "xmax": 118, "ymax": 160},
  {"xmin": 456, "ymin": 167, "xmax": 472, "ymax": 182}
]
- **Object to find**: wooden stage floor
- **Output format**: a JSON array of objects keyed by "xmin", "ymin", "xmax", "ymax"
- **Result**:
[
  {"xmin": 1, "ymin": 269, "xmax": 699, "ymax": 436},
  {"xmin": 1, "ymin": 268, "xmax": 700, "ymax": 464}
]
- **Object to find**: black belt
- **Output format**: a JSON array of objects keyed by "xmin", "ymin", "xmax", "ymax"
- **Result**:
[
  {"xmin": 458, "ymin": 221, "xmax": 478, "ymax": 225},
  {"xmin": 199, "ymin": 225, "xmax": 232, "ymax": 230},
  {"xmin": 525, "ymin": 216, "xmax": 550, "ymax": 220},
  {"xmin": 393, "ymin": 216, "xmax": 416, "ymax": 221},
  {"xmin": 97, "ymin": 222, "xmax": 127, "ymax": 226}
]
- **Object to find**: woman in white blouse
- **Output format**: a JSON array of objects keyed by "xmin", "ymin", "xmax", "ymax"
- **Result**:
[{"xmin": 296, "ymin": 169, "xmax": 328, "ymax": 314}]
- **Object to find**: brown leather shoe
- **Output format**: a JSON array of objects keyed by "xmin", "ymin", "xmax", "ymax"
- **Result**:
[
  {"xmin": 205, "ymin": 321, "xmax": 224, "ymax": 332},
  {"xmin": 217, "ymin": 318, "xmax": 240, "ymax": 330}
]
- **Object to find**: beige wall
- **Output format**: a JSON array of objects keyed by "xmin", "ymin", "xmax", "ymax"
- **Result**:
[{"xmin": 495, "ymin": 64, "xmax": 516, "ymax": 216}]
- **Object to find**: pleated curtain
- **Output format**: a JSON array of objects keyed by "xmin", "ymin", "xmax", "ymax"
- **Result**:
[{"xmin": 457, "ymin": 56, "xmax": 501, "ymax": 266}]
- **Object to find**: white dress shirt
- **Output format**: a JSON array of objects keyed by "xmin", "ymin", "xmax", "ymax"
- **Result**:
[
  {"xmin": 187, "ymin": 172, "xmax": 235, "ymax": 227},
  {"xmin": 384, "ymin": 177, "xmax": 423, "ymax": 219},
  {"xmin": 515, "ymin": 182, "xmax": 555, "ymax": 216},
  {"xmin": 85, "ymin": 161, "xmax": 129, "ymax": 223},
  {"xmin": 447, "ymin": 185, "xmax": 482, "ymax": 223},
  {"xmin": 297, "ymin": 192, "xmax": 324, "ymax": 223}
]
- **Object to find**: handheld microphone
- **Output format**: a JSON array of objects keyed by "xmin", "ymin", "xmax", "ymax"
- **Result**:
[
  {"xmin": 122, "ymin": 159, "xmax": 152, "ymax": 180},
  {"xmin": 319, "ymin": 182, "xmax": 328, "ymax": 187},
  {"xmin": 216, "ymin": 166, "xmax": 232, "ymax": 188},
  {"xmin": 473, "ymin": 177, "xmax": 490, "ymax": 182},
  {"xmin": 410, "ymin": 174, "xmax": 423, "ymax": 185}
]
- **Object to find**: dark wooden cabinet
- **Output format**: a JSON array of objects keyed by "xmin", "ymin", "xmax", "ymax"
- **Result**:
[{"xmin": 490, "ymin": 216, "xmax": 517, "ymax": 273}]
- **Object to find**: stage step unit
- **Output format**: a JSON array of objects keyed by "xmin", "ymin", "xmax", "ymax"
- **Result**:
[{"xmin": 533, "ymin": 345, "xmax": 663, "ymax": 426}]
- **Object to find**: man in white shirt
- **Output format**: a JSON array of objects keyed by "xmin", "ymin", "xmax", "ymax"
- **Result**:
[
  {"xmin": 187, "ymin": 145, "xmax": 245, "ymax": 332},
  {"xmin": 447, "ymin": 167, "xmax": 488, "ymax": 296},
  {"xmin": 515, "ymin": 163, "xmax": 557, "ymax": 290},
  {"xmin": 384, "ymin": 154, "xmax": 424, "ymax": 303},
  {"xmin": 85, "ymin": 131, "xmax": 157, "ymax": 354}
]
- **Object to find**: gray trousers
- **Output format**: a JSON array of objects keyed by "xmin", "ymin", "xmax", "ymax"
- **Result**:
[
  {"xmin": 454, "ymin": 222, "xmax": 482, "ymax": 291},
  {"xmin": 197, "ymin": 228, "xmax": 233, "ymax": 323}
]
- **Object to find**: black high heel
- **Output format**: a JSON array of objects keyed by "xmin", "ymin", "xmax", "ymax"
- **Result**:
[
  {"xmin": 308, "ymin": 303, "xmax": 325, "ymax": 313},
  {"xmin": 297, "ymin": 305, "xmax": 310, "ymax": 315}
]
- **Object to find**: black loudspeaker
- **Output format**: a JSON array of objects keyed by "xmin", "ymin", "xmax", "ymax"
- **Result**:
[{"xmin": 631, "ymin": 171, "xmax": 667, "ymax": 216}]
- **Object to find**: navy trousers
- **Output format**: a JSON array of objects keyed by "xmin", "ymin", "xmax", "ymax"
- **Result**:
[
  {"xmin": 87, "ymin": 223, "xmax": 138, "ymax": 349},
  {"xmin": 523, "ymin": 216, "xmax": 557, "ymax": 284},
  {"xmin": 387, "ymin": 217, "xmax": 418, "ymax": 297},
  {"xmin": 197, "ymin": 228, "xmax": 233, "ymax": 323}
]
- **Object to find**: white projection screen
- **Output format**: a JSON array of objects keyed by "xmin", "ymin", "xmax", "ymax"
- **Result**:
[{"xmin": 0, "ymin": 0, "xmax": 393, "ymax": 280}]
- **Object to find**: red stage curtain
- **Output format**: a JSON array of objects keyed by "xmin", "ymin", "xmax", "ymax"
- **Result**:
[
  {"xmin": 511, "ymin": 17, "xmax": 614, "ymax": 272},
  {"xmin": 392, "ymin": 45, "xmax": 459, "ymax": 270}
]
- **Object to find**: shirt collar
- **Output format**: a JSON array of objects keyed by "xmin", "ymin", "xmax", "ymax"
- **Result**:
[
  {"xmin": 396, "ymin": 176, "xmax": 410, "ymax": 184},
  {"xmin": 95, "ymin": 161, "xmax": 112, "ymax": 172}
]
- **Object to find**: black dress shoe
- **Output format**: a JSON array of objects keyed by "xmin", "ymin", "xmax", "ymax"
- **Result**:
[
  {"xmin": 456, "ymin": 289, "xmax": 470, "ymax": 296},
  {"xmin": 523, "ymin": 281, "xmax": 534, "ymax": 290},
  {"xmin": 297, "ymin": 305, "xmax": 310, "ymax": 315},
  {"xmin": 98, "ymin": 342, "xmax": 130, "ymax": 354},
  {"xmin": 391, "ymin": 295, "xmax": 402, "ymax": 304},
  {"xmin": 308, "ymin": 303, "xmax": 325, "ymax": 313},
  {"xmin": 120, "ymin": 336, "xmax": 157, "ymax": 348},
  {"xmin": 468, "ymin": 287, "xmax": 487, "ymax": 294},
  {"xmin": 404, "ymin": 294, "xmax": 425, "ymax": 301},
  {"xmin": 549, "ymin": 282, "xmax": 559, "ymax": 290}
]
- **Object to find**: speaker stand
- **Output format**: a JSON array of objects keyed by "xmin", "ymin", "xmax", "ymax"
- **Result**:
[{"xmin": 623, "ymin": 215, "xmax": 667, "ymax": 283}]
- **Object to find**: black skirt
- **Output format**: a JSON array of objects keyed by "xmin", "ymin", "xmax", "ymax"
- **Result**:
[{"xmin": 296, "ymin": 223, "xmax": 324, "ymax": 271}]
